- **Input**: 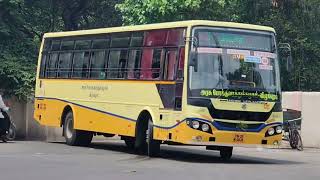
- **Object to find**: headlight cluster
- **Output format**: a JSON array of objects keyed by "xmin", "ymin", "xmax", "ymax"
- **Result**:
[
  {"xmin": 186, "ymin": 119, "xmax": 212, "ymax": 133},
  {"xmin": 265, "ymin": 125, "xmax": 282, "ymax": 137}
]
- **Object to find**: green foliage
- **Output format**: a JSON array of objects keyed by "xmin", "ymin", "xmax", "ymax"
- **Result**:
[{"xmin": 0, "ymin": 0, "xmax": 123, "ymax": 100}]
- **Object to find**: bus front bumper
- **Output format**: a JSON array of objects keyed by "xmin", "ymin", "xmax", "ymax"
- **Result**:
[{"xmin": 155, "ymin": 122, "xmax": 283, "ymax": 148}]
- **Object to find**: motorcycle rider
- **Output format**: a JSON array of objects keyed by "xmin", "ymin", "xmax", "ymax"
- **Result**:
[{"xmin": 0, "ymin": 91, "xmax": 10, "ymax": 137}]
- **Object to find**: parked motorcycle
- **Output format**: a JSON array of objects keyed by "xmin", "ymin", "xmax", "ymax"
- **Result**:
[{"xmin": 0, "ymin": 109, "xmax": 16, "ymax": 142}]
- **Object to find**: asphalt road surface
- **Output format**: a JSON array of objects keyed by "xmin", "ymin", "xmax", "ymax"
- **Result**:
[{"xmin": 0, "ymin": 140, "xmax": 319, "ymax": 180}]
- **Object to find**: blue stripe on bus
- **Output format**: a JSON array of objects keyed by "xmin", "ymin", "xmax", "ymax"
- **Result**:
[{"xmin": 35, "ymin": 97, "xmax": 136, "ymax": 122}]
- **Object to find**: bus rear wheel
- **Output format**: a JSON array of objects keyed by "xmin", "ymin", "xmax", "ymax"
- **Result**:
[
  {"xmin": 220, "ymin": 147, "xmax": 233, "ymax": 160},
  {"xmin": 63, "ymin": 111, "xmax": 93, "ymax": 146}
]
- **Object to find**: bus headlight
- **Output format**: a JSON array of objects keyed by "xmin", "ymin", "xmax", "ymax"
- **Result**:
[
  {"xmin": 276, "ymin": 126, "xmax": 282, "ymax": 134},
  {"xmin": 192, "ymin": 121, "xmax": 200, "ymax": 129},
  {"xmin": 267, "ymin": 127, "xmax": 275, "ymax": 136},
  {"xmin": 201, "ymin": 124, "xmax": 210, "ymax": 132}
]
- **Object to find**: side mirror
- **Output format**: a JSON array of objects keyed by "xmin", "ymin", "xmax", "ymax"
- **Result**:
[
  {"xmin": 189, "ymin": 52, "xmax": 198, "ymax": 72},
  {"xmin": 278, "ymin": 43, "xmax": 293, "ymax": 72}
]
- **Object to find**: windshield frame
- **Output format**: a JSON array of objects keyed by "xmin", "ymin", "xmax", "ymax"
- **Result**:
[{"xmin": 188, "ymin": 26, "xmax": 281, "ymax": 102}]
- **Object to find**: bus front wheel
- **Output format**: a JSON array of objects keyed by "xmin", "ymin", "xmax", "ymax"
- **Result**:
[
  {"xmin": 147, "ymin": 118, "xmax": 160, "ymax": 157},
  {"xmin": 135, "ymin": 114, "xmax": 160, "ymax": 157},
  {"xmin": 220, "ymin": 147, "xmax": 233, "ymax": 160},
  {"xmin": 63, "ymin": 111, "xmax": 93, "ymax": 146}
]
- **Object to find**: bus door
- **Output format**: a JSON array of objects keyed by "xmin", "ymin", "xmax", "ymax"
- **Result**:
[{"xmin": 158, "ymin": 48, "xmax": 183, "ymax": 110}]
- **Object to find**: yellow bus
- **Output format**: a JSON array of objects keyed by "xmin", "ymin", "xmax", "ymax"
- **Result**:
[{"xmin": 34, "ymin": 20, "xmax": 283, "ymax": 159}]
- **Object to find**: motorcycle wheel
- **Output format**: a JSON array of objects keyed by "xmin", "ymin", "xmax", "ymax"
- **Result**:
[{"xmin": 6, "ymin": 123, "xmax": 16, "ymax": 141}]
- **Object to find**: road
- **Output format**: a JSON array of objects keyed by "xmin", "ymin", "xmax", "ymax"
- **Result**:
[{"xmin": 0, "ymin": 140, "xmax": 319, "ymax": 180}]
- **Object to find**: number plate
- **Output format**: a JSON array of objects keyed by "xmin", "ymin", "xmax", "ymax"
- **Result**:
[{"xmin": 233, "ymin": 134, "xmax": 244, "ymax": 143}]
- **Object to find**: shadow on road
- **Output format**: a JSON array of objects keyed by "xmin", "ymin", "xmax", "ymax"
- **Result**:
[{"xmin": 49, "ymin": 140, "xmax": 305, "ymax": 165}]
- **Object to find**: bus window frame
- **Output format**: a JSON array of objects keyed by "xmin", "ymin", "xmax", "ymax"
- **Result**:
[{"xmin": 39, "ymin": 27, "xmax": 186, "ymax": 81}]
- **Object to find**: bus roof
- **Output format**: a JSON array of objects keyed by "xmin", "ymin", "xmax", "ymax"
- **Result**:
[{"xmin": 43, "ymin": 20, "xmax": 276, "ymax": 38}]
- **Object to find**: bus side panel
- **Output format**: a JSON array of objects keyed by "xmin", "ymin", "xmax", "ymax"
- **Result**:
[
  {"xmin": 34, "ymin": 98, "xmax": 65, "ymax": 127},
  {"xmin": 72, "ymin": 102, "xmax": 137, "ymax": 137}
]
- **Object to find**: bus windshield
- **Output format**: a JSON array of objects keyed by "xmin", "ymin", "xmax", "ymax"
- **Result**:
[{"xmin": 189, "ymin": 27, "xmax": 280, "ymax": 101}]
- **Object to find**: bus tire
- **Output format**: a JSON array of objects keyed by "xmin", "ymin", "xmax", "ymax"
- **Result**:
[
  {"xmin": 63, "ymin": 111, "xmax": 93, "ymax": 146},
  {"xmin": 220, "ymin": 146, "xmax": 233, "ymax": 160},
  {"xmin": 147, "ymin": 118, "xmax": 160, "ymax": 157}
]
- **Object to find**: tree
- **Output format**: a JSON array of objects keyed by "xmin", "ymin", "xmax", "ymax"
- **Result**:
[{"xmin": 0, "ymin": 0, "xmax": 123, "ymax": 100}]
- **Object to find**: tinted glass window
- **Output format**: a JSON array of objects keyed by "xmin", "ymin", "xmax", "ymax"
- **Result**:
[
  {"xmin": 108, "ymin": 50, "xmax": 128, "ymax": 79},
  {"xmin": 130, "ymin": 32, "xmax": 144, "ymax": 47},
  {"xmin": 140, "ymin": 49, "xmax": 153, "ymax": 79},
  {"xmin": 152, "ymin": 49, "xmax": 162, "ymax": 79},
  {"xmin": 164, "ymin": 50, "xmax": 177, "ymax": 80},
  {"xmin": 72, "ymin": 52, "xmax": 90, "ymax": 78},
  {"xmin": 47, "ymin": 53, "xmax": 59, "ymax": 77},
  {"xmin": 92, "ymin": 39, "xmax": 109, "ymax": 49},
  {"xmin": 58, "ymin": 52, "xmax": 72, "ymax": 78},
  {"xmin": 144, "ymin": 30, "xmax": 167, "ymax": 46},
  {"xmin": 90, "ymin": 51, "xmax": 106, "ymax": 79},
  {"xmin": 128, "ymin": 50, "xmax": 142, "ymax": 79},
  {"xmin": 167, "ymin": 29, "xmax": 185, "ymax": 46},
  {"xmin": 43, "ymin": 40, "xmax": 51, "ymax": 51},
  {"xmin": 75, "ymin": 40, "xmax": 91, "ymax": 50},
  {"xmin": 40, "ymin": 53, "xmax": 47, "ymax": 78},
  {"xmin": 51, "ymin": 40, "xmax": 61, "ymax": 51},
  {"xmin": 111, "ymin": 33, "xmax": 131, "ymax": 47},
  {"xmin": 61, "ymin": 41, "xmax": 74, "ymax": 50}
]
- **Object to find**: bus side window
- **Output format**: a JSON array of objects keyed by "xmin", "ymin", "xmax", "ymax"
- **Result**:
[
  {"xmin": 51, "ymin": 40, "xmax": 61, "ymax": 51},
  {"xmin": 128, "ymin": 50, "xmax": 142, "ymax": 79},
  {"xmin": 92, "ymin": 39, "xmax": 109, "ymax": 49},
  {"xmin": 140, "ymin": 48, "xmax": 163, "ymax": 80},
  {"xmin": 111, "ymin": 33, "xmax": 131, "ymax": 48},
  {"xmin": 40, "ymin": 53, "xmax": 47, "ymax": 78},
  {"xmin": 177, "ymin": 47, "xmax": 185, "ymax": 80},
  {"xmin": 118, "ymin": 50, "xmax": 128, "ymax": 79},
  {"xmin": 61, "ymin": 40, "xmax": 75, "ymax": 50},
  {"xmin": 75, "ymin": 40, "xmax": 91, "ymax": 50},
  {"xmin": 151, "ymin": 49, "xmax": 162, "ymax": 79},
  {"xmin": 72, "ymin": 52, "xmax": 90, "ymax": 79},
  {"xmin": 164, "ymin": 49, "xmax": 177, "ymax": 80},
  {"xmin": 90, "ymin": 51, "xmax": 106, "ymax": 79},
  {"xmin": 108, "ymin": 50, "xmax": 121, "ymax": 79},
  {"xmin": 140, "ymin": 49, "xmax": 153, "ymax": 79},
  {"xmin": 58, "ymin": 52, "xmax": 73, "ymax": 78},
  {"xmin": 46, "ymin": 53, "xmax": 59, "ymax": 78},
  {"xmin": 40, "ymin": 39, "xmax": 51, "ymax": 78}
]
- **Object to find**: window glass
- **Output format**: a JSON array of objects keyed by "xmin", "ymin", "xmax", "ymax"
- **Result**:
[
  {"xmin": 140, "ymin": 49, "xmax": 153, "ymax": 79},
  {"xmin": 72, "ymin": 52, "xmax": 90, "ymax": 78},
  {"xmin": 144, "ymin": 30, "xmax": 167, "ymax": 46},
  {"xmin": 177, "ymin": 48, "xmax": 185, "ymax": 79},
  {"xmin": 164, "ymin": 50, "xmax": 177, "ymax": 80},
  {"xmin": 108, "ymin": 50, "xmax": 128, "ymax": 79},
  {"xmin": 151, "ymin": 49, "xmax": 162, "ymax": 79},
  {"xmin": 51, "ymin": 40, "xmax": 61, "ymax": 51},
  {"xmin": 47, "ymin": 53, "xmax": 59, "ymax": 77},
  {"xmin": 166, "ymin": 28, "xmax": 185, "ymax": 46},
  {"xmin": 92, "ymin": 39, "xmax": 109, "ymax": 49},
  {"xmin": 128, "ymin": 50, "xmax": 142, "ymax": 79},
  {"xmin": 130, "ymin": 32, "xmax": 144, "ymax": 47},
  {"xmin": 111, "ymin": 33, "xmax": 131, "ymax": 47},
  {"xmin": 43, "ymin": 40, "xmax": 51, "ymax": 51},
  {"xmin": 40, "ymin": 53, "xmax": 47, "ymax": 78},
  {"xmin": 61, "ymin": 41, "xmax": 74, "ymax": 50},
  {"xmin": 58, "ymin": 52, "xmax": 72, "ymax": 78},
  {"xmin": 90, "ymin": 51, "xmax": 106, "ymax": 79},
  {"xmin": 75, "ymin": 40, "xmax": 91, "ymax": 50}
]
